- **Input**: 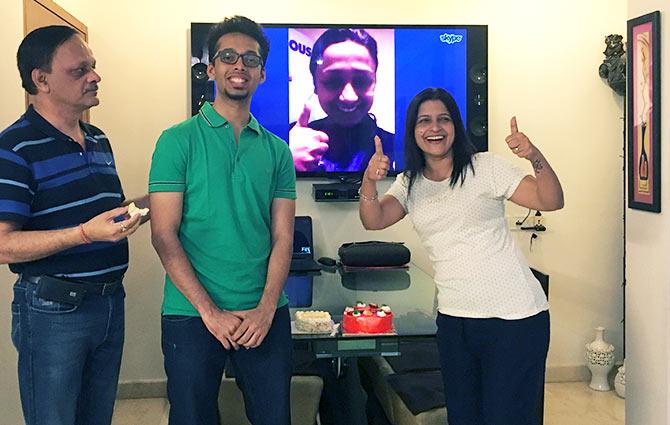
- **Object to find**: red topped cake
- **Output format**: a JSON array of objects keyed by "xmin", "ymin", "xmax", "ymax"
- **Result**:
[{"xmin": 341, "ymin": 302, "xmax": 393, "ymax": 334}]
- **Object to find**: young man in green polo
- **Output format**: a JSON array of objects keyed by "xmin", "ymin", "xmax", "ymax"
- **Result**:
[{"xmin": 149, "ymin": 16, "xmax": 296, "ymax": 425}]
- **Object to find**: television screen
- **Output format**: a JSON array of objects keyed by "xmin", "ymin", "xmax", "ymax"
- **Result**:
[{"xmin": 191, "ymin": 24, "xmax": 488, "ymax": 178}]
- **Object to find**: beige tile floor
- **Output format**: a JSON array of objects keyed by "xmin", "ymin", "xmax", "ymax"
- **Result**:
[
  {"xmin": 112, "ymin": 382, "xmax": 624, "ymax": 425},
  {"xmin": 544, "ymin": 382, "xmax": 624, "ymax": 425}
]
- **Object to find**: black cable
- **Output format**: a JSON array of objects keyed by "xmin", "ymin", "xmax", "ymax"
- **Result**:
[{"xmin": 516, "ymin": 208, "xmax": 532, "ymax": 226}]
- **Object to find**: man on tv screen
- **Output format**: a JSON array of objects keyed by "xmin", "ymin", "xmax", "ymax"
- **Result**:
[{"xmin": 289, "ymin": 28, "xmax": 395, "ymax": 172}]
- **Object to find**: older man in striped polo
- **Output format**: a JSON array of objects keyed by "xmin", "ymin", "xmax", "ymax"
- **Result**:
[{"xmin": 0, "ymin": 25, "xmax": 147, "ymax": 425}]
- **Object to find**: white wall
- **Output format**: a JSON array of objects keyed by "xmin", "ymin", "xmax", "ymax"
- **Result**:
[
  {"xmin": 0, "ymin": 3, "xmax": 33, "ymax": 423},
  {"xmin": 626, "ymin": 1, "xmax": 669, "ymax": 425},
  {"xmin": 1, "ymin": 0, "xmax": 628, "ymax": 421}
]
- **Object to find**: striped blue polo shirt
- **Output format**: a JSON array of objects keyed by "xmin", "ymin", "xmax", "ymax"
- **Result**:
[{"xmin": 0, "ymin": 105, "xmax": 128, "ymax": 283}]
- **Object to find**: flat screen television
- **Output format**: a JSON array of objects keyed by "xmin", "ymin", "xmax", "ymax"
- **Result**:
[{"xmin": 191, "ymin": 23, "xmax": 488, "ymax": 179}]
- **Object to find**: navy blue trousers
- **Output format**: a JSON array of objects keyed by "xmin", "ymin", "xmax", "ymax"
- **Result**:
[
  {"xmin": 436, "ymin": 310, "xmax": 550, "ymax": 425},
  {"xmin": 162, "ymin": 305, "xmax": 292, "ymax": 425}
]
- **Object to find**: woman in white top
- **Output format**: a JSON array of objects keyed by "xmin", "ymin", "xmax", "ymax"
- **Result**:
[{"xmin": 359, "ymin": 88, "xmax": 563, "ymax": 425}]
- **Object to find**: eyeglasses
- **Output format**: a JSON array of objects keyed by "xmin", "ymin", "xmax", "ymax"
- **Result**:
[{"xmin": 213, "ymin": 49, "xmax": 263, "ymax": 68}]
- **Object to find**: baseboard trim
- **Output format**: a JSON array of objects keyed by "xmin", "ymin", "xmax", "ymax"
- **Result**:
[
  {"xmin": 117, "ymin": 366, "xmax": 589, "ymax": 399},
  {"xmin": 117, "ymin": 380, "xmax": 167, "ymax": 399}
]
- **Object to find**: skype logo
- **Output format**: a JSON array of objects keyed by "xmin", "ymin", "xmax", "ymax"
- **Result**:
[{"xmin": 439, "ymin": 33, "xmax": 463, "ymax": 44}]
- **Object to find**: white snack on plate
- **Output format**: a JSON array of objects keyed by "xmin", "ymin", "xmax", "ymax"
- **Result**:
[
  {"xmin": 295, "ymin": 310, "xmax": 333, "ymax": 333},
  {"xmin": 128, "ymin": 202, "xmax": 150, "ymax": 217}
]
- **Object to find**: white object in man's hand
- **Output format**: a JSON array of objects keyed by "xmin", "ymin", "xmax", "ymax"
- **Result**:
[{"xmin": 128, "ymin": 202, "xmax": 150, "ymax": 217}]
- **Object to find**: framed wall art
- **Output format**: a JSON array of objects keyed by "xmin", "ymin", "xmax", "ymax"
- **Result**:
[{"xmin": 627, "ymin": 11, "xmax": 661, "ymax": 212}]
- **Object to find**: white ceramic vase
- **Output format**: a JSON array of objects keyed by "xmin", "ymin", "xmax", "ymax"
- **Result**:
[
  {"xmin": 614, "ymin": 362, "xmax": 626, "ymax": 398},
  {"xmin": 585, "ymin": 326, "xmax": 615, "ymax": 391}
]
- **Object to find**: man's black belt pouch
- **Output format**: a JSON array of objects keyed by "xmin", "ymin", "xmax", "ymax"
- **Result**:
[{"xmin": 35, "ymin": 276, "xmax": 86, "ymax": 306}]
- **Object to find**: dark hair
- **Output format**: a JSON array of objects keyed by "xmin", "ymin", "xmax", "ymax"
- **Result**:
[
  {"xmin": 17, "ymin": 25, "xmax": 79, "ymax": 95},
  {"xmin": 403, "ymin": 88, "xmax": 477, "ymax": 195},
  {"xmin": 309, "ymin": 28, "xmax": 378, "ymax": 83},
  {"xmin": 207, "ymin": 16, "xmax": 270, "ymax": 67}
]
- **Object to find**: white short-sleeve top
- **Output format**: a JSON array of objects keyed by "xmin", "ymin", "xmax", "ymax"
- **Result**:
[{"xmin": 386, "ymin": 152, "xmax": 549, "ymax": 320}]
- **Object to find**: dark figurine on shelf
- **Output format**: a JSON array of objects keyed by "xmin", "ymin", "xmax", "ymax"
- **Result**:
[{"xmin": 598, "ymin": 34, "xmax": 626, "ymax": 96}]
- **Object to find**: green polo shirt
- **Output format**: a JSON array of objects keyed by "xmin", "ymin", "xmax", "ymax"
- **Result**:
[{"xmin": 149, "ymin": 102, "xmax": 296, "ymax": 315}]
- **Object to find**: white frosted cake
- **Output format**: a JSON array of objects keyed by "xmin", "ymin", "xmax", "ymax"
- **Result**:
[{"xmin": 295, "ymin": 310, "xmax": 333, "ymax": 333}]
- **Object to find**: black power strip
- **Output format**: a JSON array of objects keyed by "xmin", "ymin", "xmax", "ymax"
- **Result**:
[{"xmin": 520, "ymin": 224, "xmax": 546, "ymax": 231}]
